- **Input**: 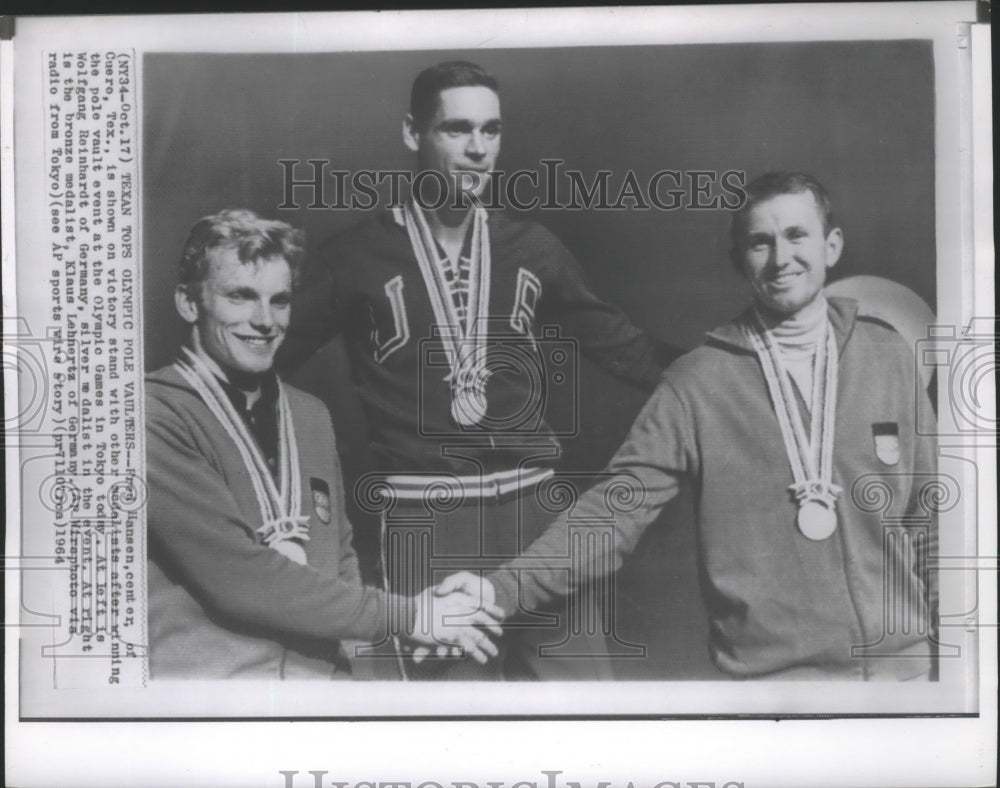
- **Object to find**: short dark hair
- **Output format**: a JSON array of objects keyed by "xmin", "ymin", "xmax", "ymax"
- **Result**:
[
  {"xmin": 178, "ymin": 209, "xmax": 304, "ymax": 298},
  {"xmin": 730, "ymin": 171, "xmax": 836, "ymax": 249},
  {"xmin": 409, "ymin": 61, "xmax": 499, "ymax": 132}
]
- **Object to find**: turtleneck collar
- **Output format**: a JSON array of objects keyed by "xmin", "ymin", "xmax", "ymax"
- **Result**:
[
  {"xmin": 705, "ymin": 296, "xmax": 859, "ymax": 357},
  {"xmin": 754, "ymin": 294, "xmax": 829, "ymax": 351}
]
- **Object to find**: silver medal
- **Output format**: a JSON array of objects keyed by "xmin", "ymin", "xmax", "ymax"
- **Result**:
[
  {"xmin": 746, "ymin": 311, "xmax": 842, "ymax": 543},
  {"xmin": 272, "ymin": 539, "xmax": 308, "ymax": 566}
]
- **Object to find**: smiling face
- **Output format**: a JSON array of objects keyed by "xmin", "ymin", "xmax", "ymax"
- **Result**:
[
  {"xmin": 176, "ymin": 247, "xmax": 292, "ymax": 383},
  {"xmin": 404, "ymin": 85, "xmax": 502, "ymax": 202},
  {"xmin": 733, "ymin": 191, "xmax": 843, "ymax": 317}
]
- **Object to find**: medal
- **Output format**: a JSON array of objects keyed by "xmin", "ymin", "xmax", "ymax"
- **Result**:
[
  {"xmin": 403, "ymin": 200, "xmax": 492, "ymax": 426},
  {"xmin": 272, "ymin": 539, "xmax": 308, "ymax": 566},
  {"xmin": 451, "ymin": 384, "xmax": 488, "ymax": 426},
  {"xmin": 797, "ymin": 499, "xmax": 838, "ymax": 541},
  {"xmin": 745, "ymin": 310, "xmax": 841, "ymax": 541}
]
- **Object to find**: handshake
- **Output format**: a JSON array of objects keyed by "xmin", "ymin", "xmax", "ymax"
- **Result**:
[{"xmin": 410, "ymin": 572, "xmax": 503, "ymax": 664}]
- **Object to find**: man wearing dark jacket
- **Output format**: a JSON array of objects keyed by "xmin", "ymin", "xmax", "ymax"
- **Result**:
[{"xmin": 282, "ymin": 62, "xmax": 678, "ymax": 679}]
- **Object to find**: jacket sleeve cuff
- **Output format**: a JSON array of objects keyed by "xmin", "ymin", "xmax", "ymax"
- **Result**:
[
  {"xmin": 387, "ymin": 592, "xmax": 419, "ymax": 642},
  {"xmin": 487, "ymin": 569, "xmax": 519, "ymax": 620}
]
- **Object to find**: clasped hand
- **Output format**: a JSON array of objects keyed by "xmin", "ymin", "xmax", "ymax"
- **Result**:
[{"xmin": 410, "ymin": 572, "xmax": 501, "ymax": 664}]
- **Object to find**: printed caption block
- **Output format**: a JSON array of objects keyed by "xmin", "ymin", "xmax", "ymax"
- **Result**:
[{"xmin": 19, "ymin": 50, "xmax": 147, "ymax": 687}]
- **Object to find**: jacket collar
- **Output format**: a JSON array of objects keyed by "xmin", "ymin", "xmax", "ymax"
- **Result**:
[
  {"xmin": 164, "ymin": 348, "xmax": 280, "ymax": 411},
  {"xmin": 216, "ymin": 369, "xmax": 280, "ymax": 415},
  {"xmin": 706, "ymin": 296, "xmax": 860, "ymax": 355}
]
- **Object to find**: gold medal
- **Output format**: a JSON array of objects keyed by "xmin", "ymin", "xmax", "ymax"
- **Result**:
[
  {"xmin": 451, "ymin": 385, "xmax": 488, "ymax": 426},
  {"xmin": 797, "ymin": 499, "xmax": 838, "ymax": 541}
]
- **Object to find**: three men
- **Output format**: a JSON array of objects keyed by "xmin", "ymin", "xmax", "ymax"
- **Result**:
[
  {"xmin": 478, "ymin": 172, "xmax": 938, "ymax": 680},
  {"xmin": 282, "ymin": 61, "xmax": 678, "ymax": 679},
  {"xmin": 150, "ymin": 67, "xmax": 937, "ymax": 681},
  {"xmin": 146, "ymin": 209, "xmax": 500, "ymax": 679}
]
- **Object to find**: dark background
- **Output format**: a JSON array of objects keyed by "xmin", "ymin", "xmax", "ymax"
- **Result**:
[{"xmin": 143, "ymin": 41, "xmax": 935, "ymax": 679}]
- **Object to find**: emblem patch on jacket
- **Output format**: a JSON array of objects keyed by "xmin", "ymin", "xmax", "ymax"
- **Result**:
[
  {"xmin": 872, "ymin": 422, "xmax": 900, "ymax": 466},
  {"xmin": 310, "ymin": 478, "xmax": 332, "ymax": 524}
]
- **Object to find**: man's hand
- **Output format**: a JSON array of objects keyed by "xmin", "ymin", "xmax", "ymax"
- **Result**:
[
  {"xmin": 434, "ymin": 571, "xmax": 498, "ymax": 611},
  {"xmin": 410, "ymin": 573, "xmax": 503, "ymax": 665}
]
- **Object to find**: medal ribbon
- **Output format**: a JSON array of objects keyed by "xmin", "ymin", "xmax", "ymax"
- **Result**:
[
  {"xmin": 744, "ymin": 311, "xmax": 841, "ymax": 510},
  {"xmin": 175, "ymin": 348, "xmax": 309, "ymax": 561},
  {"xmin": 403, "ymin": 200, "xmax": 491, "ymax": 425}
]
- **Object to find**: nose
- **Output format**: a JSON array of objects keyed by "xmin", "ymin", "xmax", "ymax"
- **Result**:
[
  {"xmin": 773, "ymin": 235, "xmax": 794, "ymax": 268},
  {"xmin": 466, "ymin": 131, "xmax": 486, "ymax": 158},
  {"xmin": 250, "ymin": 300, "xmax": 275, "ymax": 331}
]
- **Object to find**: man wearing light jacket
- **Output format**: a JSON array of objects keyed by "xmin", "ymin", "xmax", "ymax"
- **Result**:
[
  {"xmin": 146, "ymin": 209, "xmax": 499, "ymax": 679},
  {"xmin": 466, "ymin": 172, "xmax": 939, "ymax": 680}
]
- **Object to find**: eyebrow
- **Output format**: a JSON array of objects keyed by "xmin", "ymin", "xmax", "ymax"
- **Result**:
[
  {"xmin": 436, "ymin": 118, "xmax": 502, "ymax": 131},
  {"xmin": 227, "ymin": 286, "xmax": 260, "ymax": 298},
  {"xmin": 745, "ymin": 223, "xmax": 811, "ymax": 241}
]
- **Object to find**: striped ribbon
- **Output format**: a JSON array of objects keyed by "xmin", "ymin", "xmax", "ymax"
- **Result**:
[
  {"xmin": 744, "ymin": 310, "xmax": 842, "ymax": 514},
  {"xmin": 403, "ymin": 200, "xmax": 492, "ymax": 426},
  {"xmin": 175, "ymin": 347, "xmax": 310, "ymax": 565}
]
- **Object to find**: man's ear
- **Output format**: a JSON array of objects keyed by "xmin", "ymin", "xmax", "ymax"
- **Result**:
[
  {"xmin": 402, "ymin": 114, "xmax": 420, "ymax": 153},
  {"xmin": 175, "ymin": 284, "xmax": 199, "ymax": 325},
  {"xmin": 825, "ymin": 227, "xmax": 844, "ymax": 269}
]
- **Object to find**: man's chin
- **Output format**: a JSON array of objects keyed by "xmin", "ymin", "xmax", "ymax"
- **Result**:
[
  {"xmin": 757, "ymin": 295, "xmax": 806, "ymax": 319},
  {"xmin": 453, "ymin": 173, "xmax": 491, "ymax": 198},
  {"xmin": 228, "ymin": 354, "xmax": 277, "ymax": 377},
  {"xmin": 450, "ymin": 188, "xmax": 490, "ymax": 207}
]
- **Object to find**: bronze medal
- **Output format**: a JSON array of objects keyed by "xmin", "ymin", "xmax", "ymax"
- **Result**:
[{"xmin": 797, "ymin": 499, "xmax": 838, "ymax": 541}]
